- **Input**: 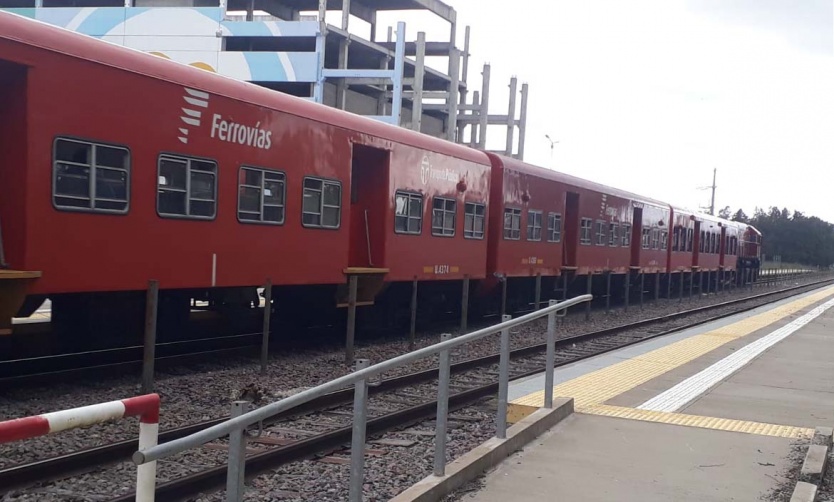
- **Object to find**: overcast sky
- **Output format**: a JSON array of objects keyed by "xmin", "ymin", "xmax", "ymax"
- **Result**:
[{"xmin": 370, "ymin": 1, "xmax": 834, "ymax": 221}]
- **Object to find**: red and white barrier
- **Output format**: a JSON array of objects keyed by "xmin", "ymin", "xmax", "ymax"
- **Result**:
[{"xmin": 0, "ymin": 393, "xmax": 160, "ymax": 502}]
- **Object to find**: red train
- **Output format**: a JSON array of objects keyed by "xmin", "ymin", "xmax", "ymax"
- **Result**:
[{"xmin": 0, "ymin": 12, "xmax": 761, "ymax": 342}]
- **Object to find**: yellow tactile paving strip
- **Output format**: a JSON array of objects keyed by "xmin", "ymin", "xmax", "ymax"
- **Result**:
[
  {"xmin": 584, "ymin": 404, "xmax": 814, "ymax": 439},
  {"xmin": 510, "ymin": 286, "xmax": 834, "ymax": 437}
]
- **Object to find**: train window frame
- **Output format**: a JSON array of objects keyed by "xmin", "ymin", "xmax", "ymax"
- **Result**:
[
  {"xmin": 642, "ymin": 227, "xmax": 651, "ymax": 249},
  {"xmin": 432, "ymin": 197, "xmax": 457, "ymax": 237},
  {"xmin": 527, "ymin": 210, "xmax": 543, "ymax": 242},
  {"xmin": 661, "ymin": 229, "xmax": 668, "ymax": 250},
  {"xmin": 608, "ymin": 223, "xmax": 619, "ymax": 247},
  {"xmin": 547, "ymin": 213, "xmax": 562, "ymax": 243},
  {"xmin": 595, "ymin": 220, "xmax": 607, "ymax": 246},
  {"xmin": 622, "ymin": 224, "xmax": 632, "ymax": 247},
  {"xmin": 464, "ymin": 201, "xmax": 486, "ymax": 240},
  {"xmin": 236, "ymin": 166, "xmax": 286, "ymax": 225},
  {"xmin": 53, "ymin": 137, "xmax": 131, "ymax": 214},
  {"xmin": 301, "ymin": 176, "xmax": 342, "ymax": 229},
  {"xmin": 503, "ymin": 207, "xmax": 522, "ymax": 240},
  {"xmin": 650, "ymin": 227, "xmax": 660, "ymax": 250},
  {"xmin": 157, "ymin": 153, "xmax": 217, "ymax": 220},
  {"xmin": 699, "ymin": 230, "xmax": 705, "ymax": 253},
  {"xmin": 687, "ymin": 228, "xmax": 694, "ymax": 252},
  {"xmin": 394, "ymin": 191, "xmax": 423, "ymax": 235},
  {"xmin": 580, "ymin": 218, "xmax": 593, "ymax": 245}
]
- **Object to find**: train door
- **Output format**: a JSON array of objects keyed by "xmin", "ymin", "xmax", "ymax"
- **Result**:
[
  {"xmin": 630, "ymin": 207, "xmax": 643, "ymax": 267},
  {"xmin": 719, "ymin": 226, "xmax": 727, "ymax": 267},
  {"xmin": 692, "ymin": 221, "xmax": 701, "ymax": 268},
  {"xmin": 348, "ymin": 144, "xmax": 389, "ymax": 268},
  {"xmin": 563, "ymin": 192, "xmax": 579, "ymax": 267}
]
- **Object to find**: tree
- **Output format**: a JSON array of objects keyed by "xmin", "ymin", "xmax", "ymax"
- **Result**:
[
  {"xmin": 731, "ymin": 209, "xmax": 749, "ymax": 223},
  {"xmin": 741, "ymin": 206, "xmax": 834, "ymax": 268},
  {"xmin": 718, "ymin": 206, "xmax": 732, "ymax": 219}
]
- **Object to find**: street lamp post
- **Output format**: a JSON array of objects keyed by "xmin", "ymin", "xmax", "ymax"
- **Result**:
[{"xmin": 545, "ymin": 134, "xmax": 559, "ymax": 164}]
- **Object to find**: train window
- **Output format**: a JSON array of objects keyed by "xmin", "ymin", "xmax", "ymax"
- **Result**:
[
  {"xmin": 661, "ymin": 230, "xmax": 668, "ymax": 250},
  {"xmin": 622, "ymin": 224, "xmax": 631, "ymax": 247},
  {"xmin": 547, "ymin": 213, "xmax": 562, "ymax": 243},
  {"xmin": 432, "ymin": 197, "xmax": 457, "ymax": 237},
  {"xmin": 157, "ymin": 154, "xmax": 216, "ymax": 219},
  {"xmin": 687, "ymin": 228, "xmax": 693, "ymax": 252},
  {"xmin": 237, "ymin": 167, "xmax": 285, "ymax": 225},
  {"xmin": 53, "ymin": 138, "xmax": 129, "ymax": 213},
  {"xmin": 580, "ymin": 218, "xmax": 592, "ymax": 245},
  {"xmin": 608, "ymin": 223, "xmax": 619, "ymax": 247},
  {"xmin": 595, "ymin": 221, "xmax": 607, "ymax": 246},
  {"xmin": 699, "ymin": 230, "xmax": 705, "ymax": 253},
  {"xmin": 642, "ymin": 228, "xmax": 651, "ymax": 249},
  {"xmin": 503, "ymin": 208, "xmax": 522, "ymax": 240},
  {"xmin": 672, "ymin": 227, "xmax": 679, "ymax": 251},
  {"xmin": 464, "ymin": 202, "xmax": 486, "ymax": 239},
  {"xmin": 650, "ymin": 227, "xmax": 660, "ymax": 250},
  {"xmin": 395, "ymin": 192, "xmax": 423, "ymax": 234},
  {"xmin": 527, "ymin": 210, "xmax": 543, "ymax": 241},
  {"xmin": 302, "ymin": 177, "xmax": 341, "ymax": 229}
]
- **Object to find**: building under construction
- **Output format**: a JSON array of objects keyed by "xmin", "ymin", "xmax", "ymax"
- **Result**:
[{"xmin": 2, "ymin": 0, "xmax": 529, "ymax": 158}]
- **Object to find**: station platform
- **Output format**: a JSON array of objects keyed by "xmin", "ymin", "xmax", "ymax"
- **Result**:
[{"xmin": 469, "ymin": 285, "xmax": 834, "ymax": 501}]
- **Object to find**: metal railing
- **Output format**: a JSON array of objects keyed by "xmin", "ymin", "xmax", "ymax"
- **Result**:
[{"xmin": 132, "ymin": 294, "xmax": 593, "ymax": 501}]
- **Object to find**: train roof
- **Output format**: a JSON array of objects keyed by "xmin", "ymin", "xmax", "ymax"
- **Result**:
[
  {"xmin": 490, "ymin": 153, "xmax": 671, "ymax": 210},
  {"xmin": 0, "ymin": 10, "xmax": 490, "ymax": 166}
]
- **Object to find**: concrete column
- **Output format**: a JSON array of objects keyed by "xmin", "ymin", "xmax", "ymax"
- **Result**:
[
  {"xmin": 412, "ymin": 32, "xmax": 426, "ymax": 132},
  {"xmin": 447, "ymin": 48, "xmax": 461, "ymax": 141},
  {"xmin": 478, "ymin": 64, "xmax": 491, "ymax": 149},
  {"xmin": 505, "ymin": 77, "xmax": 517, "ymax": 156}
]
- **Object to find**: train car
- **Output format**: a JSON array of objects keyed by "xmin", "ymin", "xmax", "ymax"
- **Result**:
[
  {"xmin": 0, "ymin": 11, "xmax": 491, "ymax": 340},
  {"xmin": 484, "ymin": 154, "xmax": 671, "ymax": 312},
  {"xmin": 739, "ymin": 224, "xmax": 762, "ymax": 280},
  {"xmin": 668, "ymin": 206, "xmax": 697, "ymax": 273},
  {"xmin": 720, "ymin": 220, "xmax": 742, "ymax": 273},
  {"xmin": 692, "ymin": 213, "xmax": 726, "ymax": 272}
]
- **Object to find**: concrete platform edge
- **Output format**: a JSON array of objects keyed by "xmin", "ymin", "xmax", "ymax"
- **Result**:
[{"xmin": 389, "ymin": 398, "xmax": 574, "ymax": 502}]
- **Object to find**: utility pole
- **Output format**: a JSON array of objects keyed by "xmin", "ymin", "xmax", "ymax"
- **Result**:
[{"xmin": 709, "ymin": 168, "xmax": 716, "ymax": 216}]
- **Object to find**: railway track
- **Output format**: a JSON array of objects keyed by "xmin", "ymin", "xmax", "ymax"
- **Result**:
[
  {"xmin": 2, "ymin": 275, "xmax": 831, "ymax": 500},
  {"xmin": 0, "ymin": 271, "xmax": 812, "ymax": 387}
]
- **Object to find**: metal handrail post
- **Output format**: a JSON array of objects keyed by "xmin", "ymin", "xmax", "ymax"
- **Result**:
[
  {"xmin": 225, "ymin": 401, "xmax": 249, "ymax": 502},
  {"xmin": 349, "ymin": 359, "xmax": 371, "ymax": 502},
  {"xmin": 496, "ymin": 315, "xmax": 511, "ymax": 439},
  {"xmin": 260, "ymin": 279, "xmax": 272, "ymax": 375},
  {"xmin": 433, "ymin": 333, "xmax": 452, "ymax": 476},
  {"xmin": 544, "ymin": 300, "xmax": 557, "ymax": 409}
]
